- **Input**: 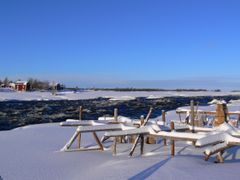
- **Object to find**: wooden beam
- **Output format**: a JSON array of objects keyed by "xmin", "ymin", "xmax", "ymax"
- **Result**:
[
  {"xmin": 170, "ymin": 121, "xmax": 175, "ymax": 157},
  {"xmin": 114, "ymin": 108, "xmax": 118, "ymax": 122},
  {"xmin": 129, "ymin": 107, "xmax": 153, "ymax": 156},
  {"xmin": 77, "ymin": 106, "xmax": 83, "ymax": 148},
  {"xmin": 77, "ymin": 133, "xmax": 81, "ymax": 148},
  {"xmin": 79, "ymin": 106, "xmax": 83, "ymax": 120},
  {"xmin": 93, "ymin": 132, "xmax": 104, "ymax": 151},
  {"xmin": 190, "ymin": 100, "xmax": 195, "ymax": 133},
  {"xmin": 162, "ymin": 110, "xmax": 167, "ymax": 146},
  {"xmin": 112, "ymin": 108, "xmax": 118, "ymax": 155},
  {"xmin": 140, "ymin": 135, "xmax": 144, "ymax": 155}
]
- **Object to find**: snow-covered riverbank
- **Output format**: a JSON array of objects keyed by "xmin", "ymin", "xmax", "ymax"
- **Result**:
[
  {"xmin": 1, "ymin": 90, "xmax": 240, "ymax": 101},
  {"xmin": 1, "ymin": 103, "xmax": 240, "ymax": 180}
]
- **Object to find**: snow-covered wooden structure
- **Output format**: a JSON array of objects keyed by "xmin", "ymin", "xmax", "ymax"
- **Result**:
[{"xmin": 105, "ymin": 102, "xmax": 240, "ymax": 163}]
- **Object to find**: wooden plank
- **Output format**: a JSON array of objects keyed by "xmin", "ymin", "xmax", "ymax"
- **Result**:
[
  {"xmin": 140, "ymin": 135, "xmax": 144, "ymax": 155},
  {"xmin": 170, "ymin": 121, "xmax": 175, "ymax": 157},
  {"xmin": 92, "ymin": 132, "xmax": 104, "ymax": 151},
  {"xmin": 77, "ymin": 106, "xmax": 83, "ymax": 148},
  {"xmin": 77, "ymin": 133, "xmax": 81, "ymax": 148},
  {"xmin": 162, "ymin": 110, "xmax": 167, "ymax": 146},
  {"xmin": 63, "ymin": 131, "xmax": 80, "ymax": 150},
  {"xmin": 79, "ymin": 106, "xmax": 83, "ymax": 120},
  {"xmin": 129, "ymin": 107, "xmax": 153, "ymax": 156},
  {"xmin": 190, "ymin": 100, "xmax": 195, "ymax": 132}
]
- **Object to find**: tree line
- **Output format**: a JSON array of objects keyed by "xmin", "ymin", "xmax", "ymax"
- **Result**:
[{"xmin": 0, "ymin": 77, "xmax": 64, "ymax": 90}]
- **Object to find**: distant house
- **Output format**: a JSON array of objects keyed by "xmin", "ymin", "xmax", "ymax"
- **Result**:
[{"xmin": 15, "ymin": 81, "xmax": 30, "ymax": 91}]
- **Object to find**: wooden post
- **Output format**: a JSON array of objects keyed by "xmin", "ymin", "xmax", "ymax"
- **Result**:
[
  {"xmin": 77, "ymin": 133, "xmax": 81, "ymax": 149},
  {"xmin": 112, "ymin": 108, "xmax": 118, "ymax": 154},
  {"xmin": 140, "ymin": 135, "xmax": 144, "ymax": 155},
  {"xmin": 93, "ymin": 132, "xmax": 104, "ymax": 151},
  {"xmin": 129, "ymin": 107, "xmax": 153, "ymax": 156},
  {"xmin": 77, "ymin": 106, "xmax": 83, "ymax": 148},
  {"xmin": 114, "ymin": 108, "xmax": 118, "ymax": 122},
  {"xmin": 112, "ymin": 137, "xmax": 117, "ymax": 155},
  {"xmin": 140, "ymin": 115, "xmax": 144, "ymax": 125},
  {"xmin": 139, "ymin": 115, "xmax": 145, "ymax": 154},
  {"xmin": 170, "ymin": 121, "xmax": 175, "ymax": 157},
  {"xmin": 190, "ymin": 100, "xmax": 195, "ymax": 133},
  {"xmin": 162, "ymin": 110, "xmax": 167, "ymax": 146},
  {"xmin": 79, "ymin": 106, "xmax": 83, "ymax": 120},
  {"xmin": 214, "ymin": 103, "xmax": 228, "ymax": 127}
]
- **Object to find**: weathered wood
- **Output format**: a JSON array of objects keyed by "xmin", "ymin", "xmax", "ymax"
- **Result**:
[
  {"xmin": 112, "ymin": 137, "xmax": 117, "ymax": 155},
  {"xmin": 129, "ymin": 107, "xmax": 153, "ymax": 156},
  {"xmin": 77, "ymin": 106, "xmax": 83, "ymax": 148},
  {"xmin": 215, "ymin": 151, "xmax": 224, "ymax": 163},
  {"xmin": 190, "ymin": 100, "xmax": 195, "ymax": 133},
  {"xmin": 63, "ymin": 131, "xmax": 80, "ymax": 150},
  {"xmin": 77, "ymin": 133, "xmax": 81, "ymax": 148},
  {"xmin": 111, "ymin": 108, "xmax": 118, "ymax": 155},
  {"xmin": 92, "ymin": 132, "xmax": 104, "ymax": 151},
  {"xmin": 170, "ymin": 121, "xmax": 175, "ymax": 157},
  {"xmin": 140, "ymin": 135, "xmax": 144, "ymax": 155},
  {"xmin": 140, "ymin": 115, "xmax": 144, "ymax": 125},
  {"xmin": 213, "ymin": 103, "xmax": 228, "ymax": 127},
  {"xmin": 114, "ymin": 108, "xmax": 118, "ymax": 122},
  {"xmin": 162, "ymin": 110, "xmax": 167, "ymax": 146},
  {"xmin": 79, "ymin": 106, "xmax": 83, "ymax": 120}
]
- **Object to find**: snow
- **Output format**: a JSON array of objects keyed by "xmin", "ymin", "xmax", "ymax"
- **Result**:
[
  {"xmin": 2, "ymin": 95, "xmax": 240, "ymax": 179},
  {"xmin": 2, "ymin": 123, "xmax": 240, "ymax": 180},
  {"xmin": 0, "ymin": 90, "xmax": 240, "ymax": 101},
  {"xmin": 98, "ymin": 116, "xmax": 133, "ymax": 123},
  {"xmin": 0, "ymin": 87, "xmax": 15, "ymax": 92},
  {"xmin": 15, "ymin": 80, "xmax": 28, "ymax": 85}
]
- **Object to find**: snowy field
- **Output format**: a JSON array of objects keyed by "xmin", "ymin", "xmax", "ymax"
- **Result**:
[
  {"xmin": 1, "ymin": 104, "xmax": 240, "ymax": 180},
  {"xmin": 0, "ymin": 89, "xmax": 240, "ymax": 101}
]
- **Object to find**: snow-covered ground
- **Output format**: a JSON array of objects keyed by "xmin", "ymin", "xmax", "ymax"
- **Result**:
[
  {"xmin": 0, "ymin": 90, "xmax": 240, "ymax": 101},
  {"xmin": 1, "ymin": 103, "xmax": 240, "ymax": 180}
]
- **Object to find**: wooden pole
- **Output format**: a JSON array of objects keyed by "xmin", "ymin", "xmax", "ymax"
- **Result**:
[
  {"xmin": 140, "ymin": 115, "xmax": 144, "ymax": 125},
  {"xmin": 77, "ymin": 133, "xmax": 81, "ymax": 149},
  {"xmin": 129, "ymin": 107, "xmax": 153, "ymax": 156},
  {"xmin": 93, "ymin": 132, "xmax": 104, "ymax": 151},
  {"xmin": 140, "ymin": 135, "xmax": 144, "ymax": 155},
  {"xmin": 112, "ymin": 137, "xmax": 117, "ymax": 155},
  {"xmin": 170, "ymin": 121, "xmax": 175, "ymax": 157},
  {"xmin": 79, "ymin": 106, "xmax": 83, "ymax": 120},
  {"xmin": 112, "ymin": 108, "xmax": 118, "ymax": 155},
  {"xmin": 77, "ymin": 106, "xmax": 83, "ymax": 148},
  {"xmin": 162, "ymin": 110, "xmax": 167, "ymax": 146},
  {"xmin": 190, "ymin": 100, "xmax": 195, "ymax": 133},
  {"xmin": 114, "ymin": 108, "xmax": 118, "ymax": 122}
]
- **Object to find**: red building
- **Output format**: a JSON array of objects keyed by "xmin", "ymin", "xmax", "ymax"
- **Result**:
[{"xmin": 15, "ymin": 81, "xmax": 30, "ymax": 91}]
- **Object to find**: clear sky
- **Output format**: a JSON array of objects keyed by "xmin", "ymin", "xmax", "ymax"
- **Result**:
[{"xmin": 1, "ymin": 0, "xmax": 240, "ymax": 89}]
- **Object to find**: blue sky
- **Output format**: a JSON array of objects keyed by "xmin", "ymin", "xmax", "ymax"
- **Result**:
[{"xmin": 1, "ymin": 0, "xmax": 240, "ymax": 89}]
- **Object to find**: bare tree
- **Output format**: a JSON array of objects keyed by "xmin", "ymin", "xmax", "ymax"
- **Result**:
[{"xmin": 3, "ymin": 77, "xmax": 9, "ymax": 86}]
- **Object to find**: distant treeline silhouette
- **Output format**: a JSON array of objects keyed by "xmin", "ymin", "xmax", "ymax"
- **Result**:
[{"xmin": 88, "ymin": 88, "xmax": 221, "ymax": 92}]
